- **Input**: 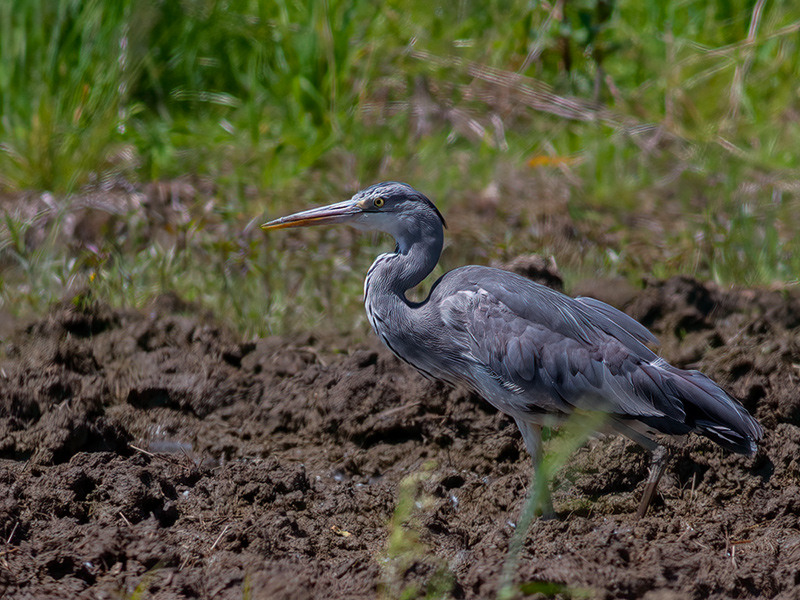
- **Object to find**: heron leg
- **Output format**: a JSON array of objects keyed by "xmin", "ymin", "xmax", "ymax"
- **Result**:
[
  {"xmin": 514, "ymin": 417, "xmax": 555, "ymax": 518},
  {"xmin": 635, "ymin": 445, "xmax": 670, "ymax": 519}
]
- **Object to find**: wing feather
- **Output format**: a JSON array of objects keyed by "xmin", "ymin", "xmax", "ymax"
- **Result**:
[
  {"xmin": 434, "ymin": 265, "xmax": 762, "ymax": 454},
  {"xmin": 451, "ymin": 286, "xmax": 669, "ymax": 419},
  {"xmin": 575, "ymin": 296, "xmax": 659, "ymax": 346}
]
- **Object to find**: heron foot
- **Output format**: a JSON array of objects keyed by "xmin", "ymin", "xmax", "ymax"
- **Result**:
[
  {"xmin": 540, "ymin": 489, "xmax": 556, "ymax": 519},
  {"xmin": 528, "ymin": 483, "xmax": 556, "ymax": 520},
  {"xmin": 539, "ymin": 506, "xmax": 557, "ymax": 520}
]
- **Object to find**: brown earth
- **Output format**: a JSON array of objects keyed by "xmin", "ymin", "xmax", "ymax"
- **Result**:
[{"xmin": 1, "ymin": 276, "xmax": 799, "ymax": 599}]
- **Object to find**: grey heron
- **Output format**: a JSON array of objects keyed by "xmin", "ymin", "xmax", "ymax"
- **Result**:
[{"xmin": 263, "ymin": 181, "xmax": 763, "ymax": 518}]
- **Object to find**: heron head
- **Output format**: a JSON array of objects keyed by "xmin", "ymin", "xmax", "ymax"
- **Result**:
[{"xmin": 261, "ymin": 182, "xmax": 446, "ymax": 238}]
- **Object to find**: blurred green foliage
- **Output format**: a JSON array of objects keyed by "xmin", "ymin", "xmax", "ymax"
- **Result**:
[
  {"xmin": 1, "ymin": 0, "xmax": 799, "ymax": 335},
  {"xmin": 379, "ymin": 462, "xmax": 455, "ymax": 600}
]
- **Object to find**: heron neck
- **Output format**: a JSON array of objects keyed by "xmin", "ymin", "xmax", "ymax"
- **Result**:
[{"xmin": 366, "ymin": 222, "xmax": 443, "ymax": 302}]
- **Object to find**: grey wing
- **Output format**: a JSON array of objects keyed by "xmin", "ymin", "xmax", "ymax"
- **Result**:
[
  {"xmin": 438, "ymin": 271, "xmax": 761, "ymax": 454},
  {"xmin": 574, "ymin": 296, "xmax": 659, "ymax": 347},
  {"xmin": 450, "ymin": 267, "xmax": 658, "ymax": 362},
  {"xmin": 447, "ymin": 286, "xmax": 683, "ymax": 421}
]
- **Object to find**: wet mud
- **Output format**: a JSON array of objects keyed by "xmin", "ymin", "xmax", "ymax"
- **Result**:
[{"xmin": 1, "ymin": 277, "xmax": 799, "ymax": 599}]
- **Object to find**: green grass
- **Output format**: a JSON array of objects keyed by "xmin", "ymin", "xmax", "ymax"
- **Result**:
[
  {"xmin": 497, "ymin": 413, "xmax": 605, "ymax": 599},
  {"xmin": 379, "ymin": 462, "xmax": 455, "ymax": 600},
  {"xmin": 1, "ymin": 0, "xmax": 799, "ymax": 336},
  {"xmin": 376, "ymin": 417, "xmax": 603, "ymax": 599}
]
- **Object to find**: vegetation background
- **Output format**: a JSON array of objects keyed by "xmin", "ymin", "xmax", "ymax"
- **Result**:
[{"xmin": 1, "ymin": 0, "xmax": 799, "ymax": 337}]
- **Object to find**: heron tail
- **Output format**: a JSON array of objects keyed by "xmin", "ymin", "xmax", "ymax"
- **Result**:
[{"xmin": 659, "ymin": 364, "xmax": 763, "ymax": 455}]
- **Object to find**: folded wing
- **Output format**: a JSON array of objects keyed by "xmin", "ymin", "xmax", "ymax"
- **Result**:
[{"xmin": 439, "ymin": 267, "xmax": 762, "ymax": 454}]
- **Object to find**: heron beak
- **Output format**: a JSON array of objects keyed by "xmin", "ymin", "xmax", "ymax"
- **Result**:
[{"xmin": 261, "ymin": 200, "xmax": 361, "ymax": 231}]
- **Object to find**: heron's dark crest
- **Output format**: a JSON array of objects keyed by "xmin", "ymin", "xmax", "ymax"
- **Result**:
[
  {"xmin": 263, "ymin": 182, "xmax": 763, "ymax": 518},
  {"xmin": 354, "ymin": 182, "xmax": 447, "ymax": 229}
]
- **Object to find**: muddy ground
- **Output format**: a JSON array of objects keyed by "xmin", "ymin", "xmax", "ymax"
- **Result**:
[{"xmin": 1, "ymin": 276, "xmax": 799, "ymax": 599}]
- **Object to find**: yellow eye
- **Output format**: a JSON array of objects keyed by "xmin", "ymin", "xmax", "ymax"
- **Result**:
[{"xmin": 374, "ymin": 197, "xmax": 385, "ymax": 208}]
